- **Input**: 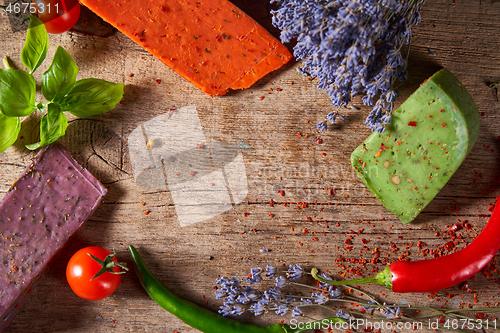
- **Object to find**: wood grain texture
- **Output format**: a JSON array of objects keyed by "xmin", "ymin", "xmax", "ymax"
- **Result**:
[{"xmin": 1, "ymin": 0, "xmax": 500, "ymax": 332}]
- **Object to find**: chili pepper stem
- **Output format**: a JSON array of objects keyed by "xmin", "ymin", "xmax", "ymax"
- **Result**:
[{"xmin": 310, "ymin": 266, "xmax": 393, "ymax": 290}]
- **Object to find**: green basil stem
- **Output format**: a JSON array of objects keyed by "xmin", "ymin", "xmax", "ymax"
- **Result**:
[
  {"xmin": 129, "ymin": 245, "xmax": 345, "ymax": 333},
  {"xmin": 36, "ymin": 102, "xmax": 48, "ymax": 112},
  {"xmin": 3, "ymin": 56, "xmax": 12, "ymax": 70}
]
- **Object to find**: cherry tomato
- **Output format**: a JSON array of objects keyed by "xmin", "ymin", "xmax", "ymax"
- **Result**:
[
  {"xmin": 34, "ymin": 0, "xmax": 81, "ymax": 34},
  {"xmin": 66, "ymin": 246, "xmax": 125, "ymax": 300}
]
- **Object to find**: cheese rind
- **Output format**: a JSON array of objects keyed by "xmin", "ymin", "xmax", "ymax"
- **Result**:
[
  {"xmin": 0, "ymin": 145, "xmax": 107, "ymax": 331},
  {"xmin": 351, "ymin": 68, "xmax": 479, "ymax": 224},
  {"xmin": 79, "ymin": 0, "xmax": 292, "ymax": 96}
]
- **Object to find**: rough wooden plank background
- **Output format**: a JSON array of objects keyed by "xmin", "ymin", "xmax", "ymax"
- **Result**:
[{"xmin": 1, "ymin": 0, "xmax": 500, "ymax": 332}]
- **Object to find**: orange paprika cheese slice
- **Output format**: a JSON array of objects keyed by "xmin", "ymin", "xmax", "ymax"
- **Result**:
[{"xmin": 80, "ymin": 0, "xmax": 293, "ymax": 96}]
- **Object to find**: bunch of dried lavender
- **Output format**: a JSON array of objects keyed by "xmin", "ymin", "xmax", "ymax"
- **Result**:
[
  {"xmin": 270, "ymin": 0, "xmax": 426, "ymax": 133},
  {"xmin": 215, "ymin": 265, "xmax": 401, "ymax": 320},
  {"xmin": 214, "ymin": 265, "xmax": 500, "ymax": 332}
]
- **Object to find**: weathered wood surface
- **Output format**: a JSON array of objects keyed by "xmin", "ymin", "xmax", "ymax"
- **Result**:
[{"xmin": 1, "ymin": 0, "xmax": 500, "ymax": 332}]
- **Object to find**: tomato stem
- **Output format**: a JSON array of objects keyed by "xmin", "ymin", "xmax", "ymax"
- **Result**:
[{"xmin": 88, "ymin": 250, "xmax": 128, "ymax": 280}]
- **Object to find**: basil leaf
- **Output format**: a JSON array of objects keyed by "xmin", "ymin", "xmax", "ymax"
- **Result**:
[
  {"xmin": 59, "ymin": 78, "xmax": 124, "ymax": 117},
  {"xmin": 26, "ymin": 103, "xmax": 68, "ymax": 150},
  {"xmin": 0, "ymin": 69, "xmax": 36, "ymax": 117},
  {"xmin": 0, "ymin": 112, "xmax": 21, "ymax": 153},
  {"xmin": 21, "ymin": 16, "xmax": 49, "ymax": 74},
  {"xmin": 42, "ymin": 46, "xmax": 79, "ymax": 102}
]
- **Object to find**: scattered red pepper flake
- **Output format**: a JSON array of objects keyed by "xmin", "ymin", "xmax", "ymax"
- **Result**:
[
  {"xmin": 475, "ymin": 313, "xmax": 487, "ymax": 319},
  {"xmin": 155, "ymin": 79, "xmax": 161, "ymax": 84},
  {"xmin": 461, "ymin": 283, "xmax": 473, "ymax": 293},
  {"xmin": 443, "ymin": 241, "xmax": 454, "ymax": 252},
  {"xmin": 407, "ymin": 121, "xmax": 417, "ymax": 127}
]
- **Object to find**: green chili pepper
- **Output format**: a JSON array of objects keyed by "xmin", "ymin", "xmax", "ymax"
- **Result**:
[{"xmin": 129, "ymin": 245, "xmax": 345, "ymax": 333}]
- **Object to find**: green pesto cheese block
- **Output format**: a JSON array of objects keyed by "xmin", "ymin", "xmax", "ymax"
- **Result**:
[{"xmin": 351, "ymin": 68, "xmax": 479, "ymax": 224}]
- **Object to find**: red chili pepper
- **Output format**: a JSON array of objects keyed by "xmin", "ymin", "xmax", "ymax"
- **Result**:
[{"xmin": 312, "ymin": 194, "xmax": 500, "ymax": 293}]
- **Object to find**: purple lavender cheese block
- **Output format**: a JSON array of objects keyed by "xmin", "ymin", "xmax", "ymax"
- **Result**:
[{"xmin": 0, "ymin": 144, "xmax": 107, "ymax": 331}]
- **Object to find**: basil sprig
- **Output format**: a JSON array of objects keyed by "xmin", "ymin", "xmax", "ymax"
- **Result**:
[{"xmin": 0, "ymin": 15, "xmax": 124, "ymax": 153}]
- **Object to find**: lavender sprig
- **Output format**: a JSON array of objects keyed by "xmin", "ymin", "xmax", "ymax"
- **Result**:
[{"xmin": 270, "ymin": 0, "xmax": 426, "ymax": 133}]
